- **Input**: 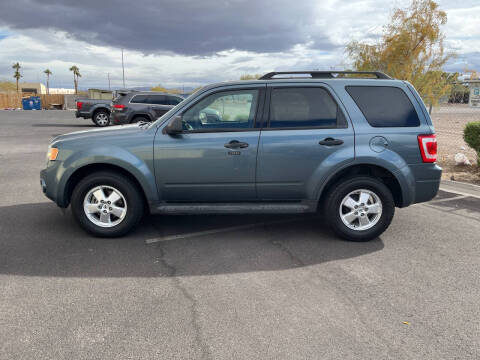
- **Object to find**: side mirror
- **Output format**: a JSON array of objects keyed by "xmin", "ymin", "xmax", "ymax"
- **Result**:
[{"xmin": 164, "ymin": 115, "xmax": 183, "ymax": 135}]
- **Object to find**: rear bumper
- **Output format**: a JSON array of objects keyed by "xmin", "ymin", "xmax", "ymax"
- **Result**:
[
  {"xmin": 75, "ymin": 110, "xmax": 91, "ymax": 119},
  {"xmin": 414, "ymin": 179, "xmax": 441, "ymax": 203},
  {"xmin": 411, "ymin": 163, "xmax": 442, "ymax": 204}
]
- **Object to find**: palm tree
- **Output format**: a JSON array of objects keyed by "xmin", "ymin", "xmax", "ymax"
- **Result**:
[
  {"xmin": 69, "ymin": 65, "xmax": 81, "ymax": 94},
  {"xmin": 12, "ymin": 62, "xmax": 22, "ymax": 92},
  {"xmin": 44, "ymin": 69, "xmax": 52, "ymax": 94}
]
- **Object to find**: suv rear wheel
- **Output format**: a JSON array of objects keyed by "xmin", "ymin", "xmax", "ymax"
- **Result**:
[
  {"xmin": 92, "ymin": 110, "xmax": 110, "ymax": 127},
  {"xmin": 324, "ymin": 176, "xmax": 395, "ymax": 242},
  {"xmin": 71, "ymin": 172, "xmax": 144, "ymax": 237}
]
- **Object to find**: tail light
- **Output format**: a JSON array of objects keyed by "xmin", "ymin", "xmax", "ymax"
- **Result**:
[
  {"xmin": 76, "ymin": 101, "xmax": 83, "ymax": 110},
  {"xmin": 418, "ymin": 134, "xmax": 437, "ymax": 163},
  {"xmin": 113, "ymin": 104, "xmax": 125, "ymax": 110}
]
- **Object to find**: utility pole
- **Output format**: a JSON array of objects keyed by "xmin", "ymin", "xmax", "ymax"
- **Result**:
[
  {"xmin": 107, "ymin": 72, "xmax": 111, "ymax": 90},
  {"xmin": 121, "ymin": 48, "xmax": 125, "ymax": 88}
]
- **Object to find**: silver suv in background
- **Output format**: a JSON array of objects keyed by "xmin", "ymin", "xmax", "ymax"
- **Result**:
[{"xmin": 111, "ymin": 91, "xmax": 184, "ymax": 125}]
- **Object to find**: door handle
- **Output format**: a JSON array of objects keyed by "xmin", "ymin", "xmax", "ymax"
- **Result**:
[
  {"xmin": 319, "ymin": 137, "xmax": 344, "ymax": 146},
  {"xmin": 224, "ymin": 140, "xmax": 249, "ymax": 149}
]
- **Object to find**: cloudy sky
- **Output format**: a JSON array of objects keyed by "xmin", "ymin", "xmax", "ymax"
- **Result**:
[{"xmin": 0, "ymin": 0, "xmax": 479, "ymax": 90}]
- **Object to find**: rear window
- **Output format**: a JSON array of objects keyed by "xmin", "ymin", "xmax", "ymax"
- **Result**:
[
  {"xmin": 346, "ymin": 86, "xmax": 420, "ymax": 127},
  {"xmin": 130, "ymin": 94, "xmax": 149, "ymax": 104}
]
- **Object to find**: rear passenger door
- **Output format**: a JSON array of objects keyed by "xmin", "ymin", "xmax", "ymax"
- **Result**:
[
  {"xmin": 256, "ymin": 84, "xmax": 355, "ymax": 200},
  {"xmin": 148, "ymin": 95, "xmax": 173, "ymax": 118}
]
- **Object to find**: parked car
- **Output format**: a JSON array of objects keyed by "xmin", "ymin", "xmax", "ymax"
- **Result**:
[
  {"xmin": 41, "ymin": 71, "xmax": 441, "ymax": 241},
  {"xmin": 110, "ymin": 91, "xmax": 184, "ymax": 125},
  {"xmin": 75, "ymin": 98, "xmax": 112, "ymax": 127}
]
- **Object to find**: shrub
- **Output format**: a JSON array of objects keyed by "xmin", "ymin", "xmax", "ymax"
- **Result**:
[{"xmin": 464, "ymin": 122, "xmax": 480, "ymax": 165}]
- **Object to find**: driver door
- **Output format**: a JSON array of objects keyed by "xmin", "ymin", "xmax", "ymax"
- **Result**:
[{"xmin": 154, "ymin": 85, "xmax": 265, "ymax": 202}]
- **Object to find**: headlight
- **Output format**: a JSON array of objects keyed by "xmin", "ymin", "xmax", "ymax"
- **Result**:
[{"xmin": 47, "ymin": 147, "xmax": 59, "ymax": 161}]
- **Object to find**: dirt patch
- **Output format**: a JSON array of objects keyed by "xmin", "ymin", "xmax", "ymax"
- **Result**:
[
  {"xmin": 439, "ymin": 163, "xmax": 480, "ymax": 185},
  {"xmin": 431, "ymin": 104, "xmax": 480, "ymax": 185}
]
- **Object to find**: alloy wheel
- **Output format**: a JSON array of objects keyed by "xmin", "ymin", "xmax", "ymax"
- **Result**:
[
  {"xmin": 95, "ymin": 113, "xmax": 109, "ymax": 126},
  {"xmin": 339, "ymin": 189, "xmax": 382, "ymax": 231},
  {"xmin": 83, "ymin": 185, "xmax": 127, "ymax": 227}
]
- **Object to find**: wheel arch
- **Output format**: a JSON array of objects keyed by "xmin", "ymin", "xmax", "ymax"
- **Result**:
[
  {"xmin": 318, "ymin": 163, "xmax": 407, "ymax": 208},
  {"xmin": 63, "ymin": 163, "xmax": 149, "ymax": 211},
  {"xmin": 130, "ymin": 113, "xmax": 153, "ymax": 123},
  {"xmin": 92, "ymin": 106, "xmax": 110, "ymax": 117}
]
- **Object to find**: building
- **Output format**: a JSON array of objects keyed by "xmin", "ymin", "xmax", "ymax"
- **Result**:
[
  {"xmin": 464, "ymin": 79, "xmax": 480, "ymax": 107},
  {"xmin": 19, "ymin": 82, "xmax": 46, "ymax": 95},
  {"xmin": 88, "ymin": 88, "xmax": 113, "ymax": 100},
  {"xmin": 49, "ymin": 88, "xmax": 76, "ymax": 94}
]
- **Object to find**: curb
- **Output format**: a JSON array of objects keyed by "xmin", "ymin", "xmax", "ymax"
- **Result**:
[{"xmin": 440, "ymin": 179, "xmax": 480, "ymax": 198}]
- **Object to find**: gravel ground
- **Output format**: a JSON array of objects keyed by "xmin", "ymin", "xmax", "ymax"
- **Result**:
[{"xmin": 431, "ymin": 104, "xmax": 480, "ymax": 184}]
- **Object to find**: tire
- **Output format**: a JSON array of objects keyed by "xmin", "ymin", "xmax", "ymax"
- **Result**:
[
  {"xmin": 323, "ymin": 176, "xmax": 395, "ymax": 242},
  {"xmin": 92, "ymin": 110, "xmax": 110, "ymax": 127},
  {"xmin": 71, "ymin": 171, "xmax": 144, "ymax": 237},
  {"xmin": 130, "ymin": 116, "xmax": 149, "ymax": 124}
]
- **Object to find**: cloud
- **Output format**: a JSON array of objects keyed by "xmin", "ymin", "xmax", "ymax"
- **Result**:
[
  {"xmin": 0, "ymin": 0, "xmax": 335, "ymax": 56},
  {"xmin": 0, "ymin": 28, "xmax": 343, "ymax": 89},
  {"xmin": 1, "ymin": 1, "xmax": 479, "ymax": 89}
]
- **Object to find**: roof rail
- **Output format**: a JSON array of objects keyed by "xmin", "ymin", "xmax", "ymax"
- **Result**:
[{"xmin": 258, "ymin": 71, "xmax": 393, "ymax": 80}]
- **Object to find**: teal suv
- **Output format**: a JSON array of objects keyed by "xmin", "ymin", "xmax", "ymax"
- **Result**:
[{"xmin": 40, "ymin": 71, "xmax": 441, "ymax": 241}]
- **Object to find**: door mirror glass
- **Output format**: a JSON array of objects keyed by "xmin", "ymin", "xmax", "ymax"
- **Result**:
[{"xmin": 164, "ymin": 115, "xmax": 183, "ymax": 135}]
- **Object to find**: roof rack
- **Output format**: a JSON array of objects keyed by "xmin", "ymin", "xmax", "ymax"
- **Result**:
[{"xmin": 258, "ymin": 71, "xmax": 393, "ymax": 80}]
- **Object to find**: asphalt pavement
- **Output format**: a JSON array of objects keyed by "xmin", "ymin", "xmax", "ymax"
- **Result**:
[{"xmin": 0, "ymin": 110, "xmax": 479, "ymax": 359}]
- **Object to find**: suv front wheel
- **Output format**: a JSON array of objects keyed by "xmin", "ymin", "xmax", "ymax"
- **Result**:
[
  {"xmin": 71, "ymin": 172, "xmax": 144, "ymax": 237},
  {"xmin": 324, "ymin": 176, "xmax": 395, "ymax": 242}
]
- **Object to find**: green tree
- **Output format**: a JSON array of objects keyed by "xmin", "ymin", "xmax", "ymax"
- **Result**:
[
  {"xmin": 69, "ymin": 65, "xmax": 81, "ymax": 94},
  {"xmin": 44, "ymin": 69, "xmax": 52, "ymax": 94},
  {"xmin": 346, "ymin": 0, "xmax": 454, "ymax": 110},
  {"xmin": 151, "ymin": 85, "xmax": 182, "ymax": 94},
  {"xmin": 12, "ymin": 62, "xmax": 22, "ymax": 92},
  {"xmin": 240, "ymin": 74, "xmax": 261, "ymax": 80},
  {"xmin": 446, "ymin": 72, "xmax": 469, "ymax": 104}
]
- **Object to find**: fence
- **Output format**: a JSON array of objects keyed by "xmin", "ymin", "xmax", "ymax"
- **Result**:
[{"xmin": 0, "ymin": 93, "xmax": 65, "ymax": 109}]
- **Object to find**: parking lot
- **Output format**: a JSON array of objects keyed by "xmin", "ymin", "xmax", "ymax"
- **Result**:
[{"xmin": 1, "ymin": 110, "xmax": 479, "ymax": 359}]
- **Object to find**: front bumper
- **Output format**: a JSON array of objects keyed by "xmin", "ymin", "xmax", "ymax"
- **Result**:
[
  {"xmin": 40, "ymin": 163, "xmax": 67, "ymax": 207},
  {"xmin": 40, "ymin": 168, "xmax": 55, "ymax": 202}
]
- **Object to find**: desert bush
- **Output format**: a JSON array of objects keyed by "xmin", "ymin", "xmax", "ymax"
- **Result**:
[{"xmin": 464, "ymin": 122, "xmax": 480, "ymax": 165}]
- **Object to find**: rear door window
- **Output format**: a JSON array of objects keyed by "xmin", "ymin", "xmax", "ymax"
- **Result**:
[
  {"xmin": 268, "ymin": 87, "xmax": 347, "ymax": 129},
  {"xmin": 149, "ymin": 95, "xmax": 169, "ymax": 105},
  {"xmin": 346, "ymin": 86, "xmax": 420, "ymax": 127},
  {"xmin": 169, "ymin": 96, "xmax": 183, "ymax": 105}
]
